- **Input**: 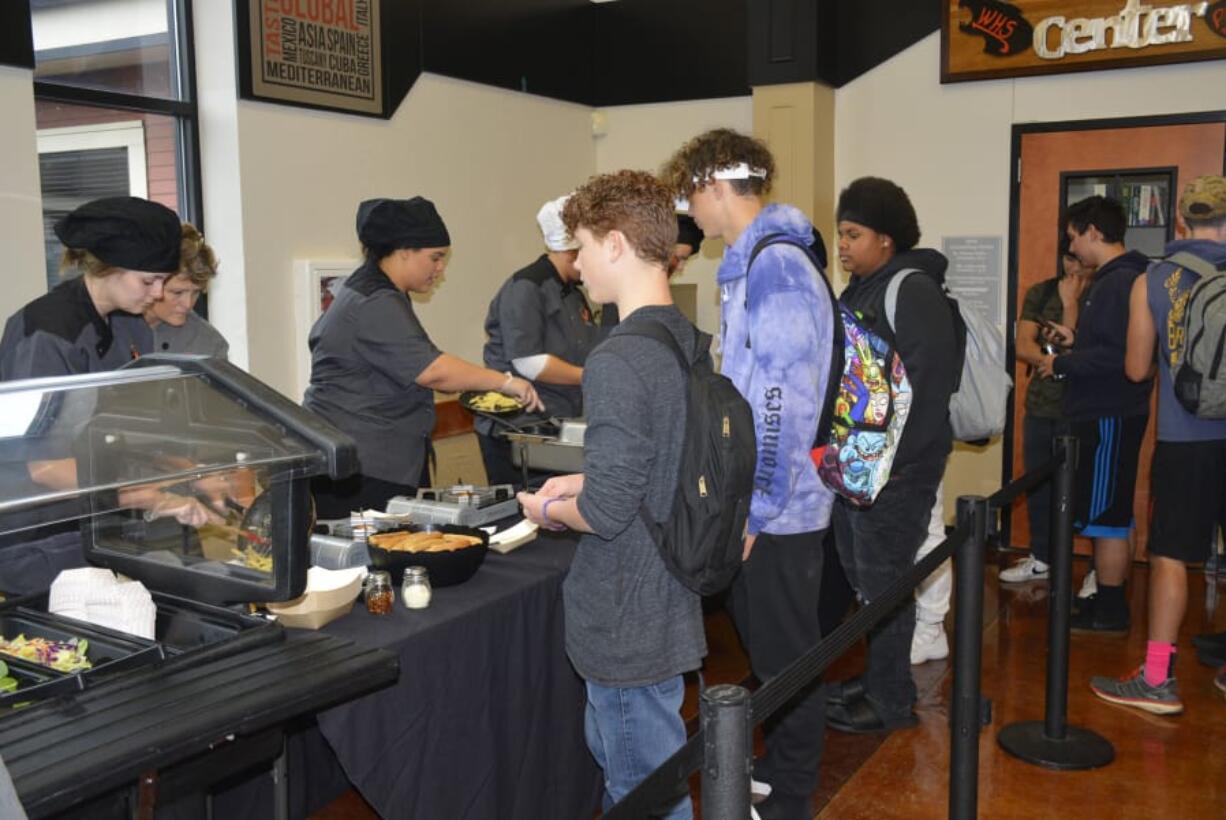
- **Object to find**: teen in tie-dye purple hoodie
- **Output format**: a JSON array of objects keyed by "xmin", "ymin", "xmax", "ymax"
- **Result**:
[{"xmin": 716, "ymin": 202, "xmax": 836, "ymax": 536}]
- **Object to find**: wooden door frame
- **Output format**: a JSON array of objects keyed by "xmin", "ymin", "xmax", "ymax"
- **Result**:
[{"xmin": 1000, "ymin": 110, "xmax": 1226, "ymax": 550}]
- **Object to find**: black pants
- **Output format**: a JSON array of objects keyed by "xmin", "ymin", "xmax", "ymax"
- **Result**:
[
  {"xmin": 833, "ymin": 462, "xmax": 942, "ymax": 719},
  {"xmin": 728, "ymin": 528, "xmax": 826, "ymax": 802},
  {"xmin": 1022, "ymin": 415, "xmax": 1068, "ymax": 564}
]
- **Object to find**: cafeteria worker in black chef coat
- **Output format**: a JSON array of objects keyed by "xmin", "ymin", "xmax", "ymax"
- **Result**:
[
  {"xmin": 0, "ymin": 197, "xmax": 223, "ymax": 593},
  {"xmin": 305, "ymin": 197, "xmax": 543, "ymax": 519},
  {"xmin": 477, "ymin": 193, "xmax": 602, "ymax": 488}
]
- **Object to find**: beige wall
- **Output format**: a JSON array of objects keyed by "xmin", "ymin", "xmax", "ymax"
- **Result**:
[
  {"xmin": 594, "ymin": 97, "xmax": 753, "ymax": 337},
  {"xmin": 834, "ymin": 32, "xmax": 1226, "ymax": 519},
  {"xmin": 223, "ymin": 74, "xmax": 595, "ymax": 399},
  {"xmin": 0, "ymin": 65, "xmax": 49, "ymax": 320}
]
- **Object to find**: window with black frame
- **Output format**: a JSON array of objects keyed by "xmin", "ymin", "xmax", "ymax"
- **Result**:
[{"xmin": 29, "ymin": 0, "xmax": 201, "ymax": 292}]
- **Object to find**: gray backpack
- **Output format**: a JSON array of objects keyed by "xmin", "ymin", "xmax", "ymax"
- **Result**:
[
  {"xmin": 886, "ymin": 269, "xmax": 1012, "ymax": 442},
  {"xmin": 1170, "ymin": 251, "xmax": 1226, "ymax": 419}
]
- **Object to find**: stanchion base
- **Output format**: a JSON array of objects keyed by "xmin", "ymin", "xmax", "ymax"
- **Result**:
[{"xmin": 997, "ymin": 721, "xmax": 1114, "ymax": 770}]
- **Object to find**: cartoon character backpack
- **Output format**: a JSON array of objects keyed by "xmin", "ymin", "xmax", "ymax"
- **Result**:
[
  {"xmin": 745, "ymin": 235, "xmax": 911, "ymax": 507},
  {"xmin": 815, "ymin": 303, "xmax": 913, "ymax": 506}
]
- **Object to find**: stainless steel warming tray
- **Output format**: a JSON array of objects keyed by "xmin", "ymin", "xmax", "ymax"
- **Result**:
[
  {"xmin": 502, "ymin": 418, "xmax": 586, "ymax": 474},
  {"xmin": 0, "ymin": 355, "xmax": 397, "ymax": 818}
]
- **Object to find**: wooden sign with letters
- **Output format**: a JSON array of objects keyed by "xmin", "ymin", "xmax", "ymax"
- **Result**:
[{"xmin": 942, "ymin": 0, "xmax": 1226, "ymax": 82}]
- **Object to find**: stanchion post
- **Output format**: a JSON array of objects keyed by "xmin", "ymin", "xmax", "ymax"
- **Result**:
[
  {"xmin": 950, "ymin": 496, "xmax": 988, "ymax": 820},
  {"xmin": 700, "ymin": 684, "xmax": 751, "ymax": 820},
  {"xmin": 997, "ymin": 435, "xmax": 1115, "ymax": 770},
  {"xmin": 1045, "ymin": 434, "xmax": 1077, "ymax": 739}
]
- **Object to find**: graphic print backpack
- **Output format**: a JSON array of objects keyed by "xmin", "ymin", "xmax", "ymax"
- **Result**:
[
  {"xmin": 886, "ymin": 269, "xmax": 1011, "ymax": 442},
  {"xmin": 620, "ymin": 321, "xmax": 757, "ymax": 595},
  {"xmin": 745, "ymin": 234, "xmax": 910, "ymax": 507},
  {"xmin": 1168, "ymin": 251, "xmax": 1226, "ymax": 419},
  {"xmin": 818, "ymin": 301, "xmax": 913, "ymax": 506}
]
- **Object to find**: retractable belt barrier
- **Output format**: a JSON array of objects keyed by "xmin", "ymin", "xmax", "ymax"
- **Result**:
[{"xmin": 604, "ymin": 435, "xmax": 1099, "ymax": 820}]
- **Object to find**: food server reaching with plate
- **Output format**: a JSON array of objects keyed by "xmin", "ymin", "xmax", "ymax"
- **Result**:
[
  {"xmin": 305, "ymin": 197, "xmax": 542, "ymax": 520},
  {"xmin": 477, "ymin": 194, "xmax": 602, "ymax": 487}
]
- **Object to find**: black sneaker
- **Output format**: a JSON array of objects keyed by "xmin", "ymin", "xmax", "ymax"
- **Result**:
[
  {"xmin": 1192, "ymin": 630, "xmax": 1226, "ymax": 654},
  {"xmin": 1070, "ymin": 595, "xmax": 1130, "ymax": 636}
]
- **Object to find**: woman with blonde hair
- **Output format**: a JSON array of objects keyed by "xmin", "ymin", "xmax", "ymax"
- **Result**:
[{"xmin": 141, "ymin": 223, "xmax": 229, "ymax": 358}]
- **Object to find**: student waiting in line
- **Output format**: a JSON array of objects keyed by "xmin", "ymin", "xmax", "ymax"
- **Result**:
[
  {"xmin": 517, "ymin": 170, "xmax": 707, "ymax": 820},
  {"xmin": 826, "ymin": 177, "xmax": 960, "ymax": 735},
  {"xmin": 662, "ymin": 129, "xmax": 835, "ymax": 820},
  {"xmin": 1003, "ymin": 239, "xmax": 1093, "ymax": 584},
  {"xmin": 1037, "ymin": 196, "xmax": 1153, "ymax": 635},
  {"xmin": 1091, "ymin": 176, "xmax": 1226, "ymax": 714}
]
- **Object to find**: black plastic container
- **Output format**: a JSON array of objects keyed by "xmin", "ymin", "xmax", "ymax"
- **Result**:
[
  {"xmin": 152, "ymin": 592, "xmax": 277, "ymax": 656},
  {"xmin": 0, "ymin": 609, "xmax": 161, "ymax": 708}
]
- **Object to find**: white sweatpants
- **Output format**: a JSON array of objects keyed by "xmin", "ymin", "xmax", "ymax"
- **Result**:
[{"xmin": 914, "ymin": 480, "xmax": 951, "ymax": 625}]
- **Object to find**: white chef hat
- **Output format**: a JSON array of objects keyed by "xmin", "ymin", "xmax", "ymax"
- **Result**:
[{"xmin": 537, "ymin": 194, "xmax": 579, "ymax": 252}]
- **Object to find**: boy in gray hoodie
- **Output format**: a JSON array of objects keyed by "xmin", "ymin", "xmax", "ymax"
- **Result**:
[
  {"xmin": 663, "ymin": 129, "xmax": 836, "ymax": 820},
  {"xmin": 518, "ymin": 170, "xmax": 705, "ymax": 820}
]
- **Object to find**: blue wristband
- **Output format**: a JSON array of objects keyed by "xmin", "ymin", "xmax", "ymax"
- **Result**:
[{"xmin": 540, "ymin": 497, "xmax": 566, "ymax": 531}]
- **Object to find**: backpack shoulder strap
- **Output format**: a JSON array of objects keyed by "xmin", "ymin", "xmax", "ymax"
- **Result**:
[
  {"xmin": 883, "ymin": 268, "xmax": 924, "ymax": 332},
  {"xmin": 617, "ymin": 319, "xmax": 691, "ymax": 373},
  {"xmin": 1165, "ymin": 251, "xmax": 1226, "ymax": 282}
]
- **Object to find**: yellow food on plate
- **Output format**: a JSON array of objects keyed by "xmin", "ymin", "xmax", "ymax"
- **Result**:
[
  {"xmin": 466, "ymin": 391, "xmax": 523, "ymax": 413},
  {"xmin": 232, "ymin": 546, "xmax": 273, "ymax": 573},
  {"xmin": 369, "ymin": 531, "xmax": 482, "ymax": 553}
]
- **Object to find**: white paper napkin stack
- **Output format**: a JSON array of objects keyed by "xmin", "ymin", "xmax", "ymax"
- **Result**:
[{"xmin": 48, "ymin": 567, "xmax": 158, "ymax": 640}]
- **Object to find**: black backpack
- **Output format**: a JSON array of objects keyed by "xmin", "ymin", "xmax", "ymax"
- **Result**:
[{"xmin": 620, "ymin": 320, "xmax": 756, "ymax": 595}]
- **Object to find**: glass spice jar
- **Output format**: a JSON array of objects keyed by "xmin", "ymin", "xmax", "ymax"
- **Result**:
[
  {"xmin": 402, "ymin": 566, "xmax": 432, "ymax": 610},
  {"xmin": 365, "ymin": 570, "xmax": 394, "ymax": 615}
]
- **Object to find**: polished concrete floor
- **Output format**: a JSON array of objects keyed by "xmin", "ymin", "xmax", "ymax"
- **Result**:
[{"xmin": 312, "ymin": 435, "xmax": 1226, "ymax": 818}]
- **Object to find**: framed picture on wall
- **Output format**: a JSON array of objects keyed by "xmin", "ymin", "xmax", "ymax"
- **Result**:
[{"xmin": 294, "ymin": 259, "xmax": 358, "ymax": 400}]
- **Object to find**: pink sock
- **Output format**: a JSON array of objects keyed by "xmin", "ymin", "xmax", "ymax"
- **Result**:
[{"xmin": 1144, "ymin": 641, "xmax": 1175, "ymax": 686}]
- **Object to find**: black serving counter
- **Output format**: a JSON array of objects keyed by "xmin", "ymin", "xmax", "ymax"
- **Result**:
[
  {"xmin": 1, "ymin": 625, "xmax": 397, "ymax": 817},
  {"xmin": 314, "ymin": 532, "xmax": 601, "ymax": 820}
]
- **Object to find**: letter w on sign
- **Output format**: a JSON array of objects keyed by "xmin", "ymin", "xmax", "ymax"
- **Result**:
[{"xmin": 958, "ymin": 0, "xmax": 1034, "ymax": 56}]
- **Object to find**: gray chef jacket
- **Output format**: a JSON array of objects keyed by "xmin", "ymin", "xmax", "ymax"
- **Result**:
[
  {"xmin": 147, "ymin": 312, "xmax": 230, "ymax": 358},
  {"xmin": 0, "ymin": 277, "xmax": 146, "ymax": 381},
  {"xmin": 304, "ymin": 262, "xmax": 442, "ymax": 486},
  {"xmin": 0, "ymin": 277, "xmax": 148, "ymax": 591},
  {"xmin": 480, "ymin": 255, "xmax": 600, "ymax": 431}
]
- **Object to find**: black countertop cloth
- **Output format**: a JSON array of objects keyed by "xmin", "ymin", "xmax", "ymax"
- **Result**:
[{"xmin": 316, "ymin": 533, "xmax": 602, "ymax": 820}]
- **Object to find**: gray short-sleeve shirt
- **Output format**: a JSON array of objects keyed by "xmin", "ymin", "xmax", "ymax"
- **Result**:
[{"xmin": 304, "ymin": 263, "xmax": 442, "ymax": 485}]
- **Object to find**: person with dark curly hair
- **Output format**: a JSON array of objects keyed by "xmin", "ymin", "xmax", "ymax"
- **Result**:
[
  {"xmin": 825, "ymin": 177, "xmax": 960, "ymax": 735},
  {"xmin": 663, "ymin": 129, "xmax": 835, "ymax": 820},
  {"xmin": 517, "ymin": 170, "xmax": 706, "ymax": 820}
]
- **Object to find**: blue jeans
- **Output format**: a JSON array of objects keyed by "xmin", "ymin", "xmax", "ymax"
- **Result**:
[{"xmin": 584, "ymin": 676, "xmax": 692, "ymax": 820}]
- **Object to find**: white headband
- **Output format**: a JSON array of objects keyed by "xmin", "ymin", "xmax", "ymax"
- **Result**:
[
  {"xmin": 675, "ymin": 163, "xmax": 767, "ymax": 211},
  {"xmin": 705, "ymin": 163, "xmax": 767, "ymax": 182}
]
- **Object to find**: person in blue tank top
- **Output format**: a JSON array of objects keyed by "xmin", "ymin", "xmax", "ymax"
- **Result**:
[{"xmin": 1090, "ymin": 176, "xmax": 1226, "ymax": 715}]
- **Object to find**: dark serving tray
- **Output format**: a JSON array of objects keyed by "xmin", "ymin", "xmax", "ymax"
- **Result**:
[
  {"xmin": 152, "ymin": 592, "xmax": 278, "ymax": 656},
  {"xmin": 0, "ymin": 610, "xmax": 162, "ymax": 708},
  {"xmin": 0, "ymin": 658, "xmax": 83, "ymax": 713}
]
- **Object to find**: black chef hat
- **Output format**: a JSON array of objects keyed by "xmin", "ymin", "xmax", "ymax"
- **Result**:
[
  {"xmin": 836, "ymin": 177, "xmax": 921, "ymax": 253},
  {"xmin": 356, "ymin": 197, "xmax": 451, "ymax": 250},
  {"xmin": 54, "ymin": 196, "xmax": 181, "ymax": 273},
  {"xmin": 676, "ymin": 214, "xmax": 703, "ymax": 254}
]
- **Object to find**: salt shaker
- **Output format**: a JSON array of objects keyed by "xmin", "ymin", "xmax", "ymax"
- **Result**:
[
  {"xmin": 402, "ymin": 566, "xmax": 432, "ymax": 610},
  {"xmin": 365, "ymin": 570, "xmax": 394, "ymax": 615}
]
